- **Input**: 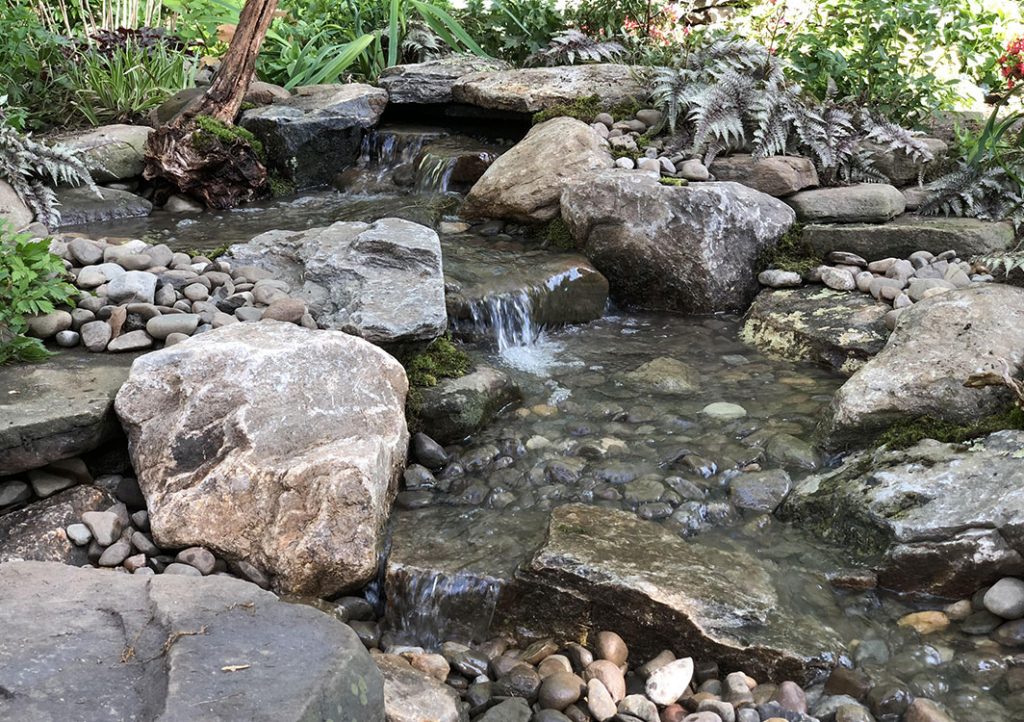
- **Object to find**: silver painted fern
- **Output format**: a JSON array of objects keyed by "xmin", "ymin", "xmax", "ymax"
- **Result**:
[{"xmin": 526, "ymin": 30, "xmax": 626, "ymax": 68}]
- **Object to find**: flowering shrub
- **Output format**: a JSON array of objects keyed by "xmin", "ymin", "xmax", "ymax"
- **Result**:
[{"xmin": 999, "ymin": 37, "xmax": 1024, "ymax": 88}]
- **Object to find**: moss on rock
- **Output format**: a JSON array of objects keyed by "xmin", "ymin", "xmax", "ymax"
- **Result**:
[
  {"xmin": 193, "ymin": 115, "xmax": 266, "ymax": 162},
  {"xmin": 532, "ymin": 94, "xmax": 602, "ymax": 125},
  {"xmin": 759, "ymin": 222, "xmax": 818, "ymax": 275},
  {"xmin": 876, "ymin": 407, "xmax": 1024, "ymax": 450},
  {"xmin": 402, "ymin": 335, "xmax": 471, "ymax": 390}
]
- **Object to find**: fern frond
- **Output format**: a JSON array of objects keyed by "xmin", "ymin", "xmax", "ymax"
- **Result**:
[{"xmin": 525, "ymin": 30, "xmax": 625, "ymax": 68}]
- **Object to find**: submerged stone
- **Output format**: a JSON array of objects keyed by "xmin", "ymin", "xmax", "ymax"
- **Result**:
[{"xmin": 414, "ymin": 365, "xmax": 521, "ymax": 444}]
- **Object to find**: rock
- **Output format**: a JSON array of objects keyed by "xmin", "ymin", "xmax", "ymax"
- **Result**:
[
  {"xmin": 765, "ymin": 433, "xmax": 819, "ymax": 471},
  {"xmin": 820, "ymin": 266, "xmax": 856, "ymax": 291},
  {"xmin": 0, "ymin": 487, "xmax": 114, "ymax": 565},
  {"xmin": 226, "ymin": 218, "xmax": 446, "ymax": 346},
  {"xmin": 785, "ymin": 184, "xmax": 905, "ymax": 223},
  {"xmin": 451, "ymin": 64, "xmax": 647, "ymax": 114},
  {"xmin": 782, "ymin": 431, "xmax": 1024, "ymax": 596},
  {"xmin": 0, "ymin": 480, "xmax": 31, "ymax": 507},
  {"xmin": 462, "ymin": 118, "xmax": 612, "ymax": 223},
  {"xmin": 562, "ymin": 172, "xmax": 795, "ymax": 313},
  {"xmin": 55, "ymin": 124, "xmax": 152, "ymax": 182},
  {"xmin": 26, "ymin": 310, "xmax": 72, "ymax": 339},
  {"xmin": 80, "ymin": 320, "xmax": 113, "ymax": 352},
  {"xmin": 0, "ymin": 351, "xmax": 133, "ymax": 475},
  {"xmin": 0, "ymin": 560, "xmax": 384, "ymax": 721},
  {"xmin": 538, "ymin": 671, "xmax": 585, "ymax": 710},
  {"xmin": 262, "ymin": 298, "xmax": 306, "ymax": 323},
  {"xmin": 904, "ymin": 699, "xmax": 955, "ymax": 722},
  {"xmin": 823, "ymin": 285, "xmax": 1024, "ymax": 446},
  {"xmin": 678, "ymin": 159, "xmax": 709, "ymax": 181},
  {"xmin": 645, "ymin": 657, "xmax": 694, "ymax": 705},
  {"xmin": 587, "ymin": 678, "xmax": 617, "ymax": 721},
  {"xmin": 508, "ymin": 505, "xmax": 848, "ymax": 684},
  {"xmin": 65, "ymin": 523, "xmax": 92, "ymax": 546},
  {"xmin": 378, "ymin": 56, "xmax": 512, "ymax": 104},
  {"xmin": 622, "ymin": 357, "xmax": 699, "ymax": 394},
  {"xmin": 245, "ymin": 80, "xmax": 290, "ymax": 105},
  {"xmin": 67, "ymin": 237, "xmax": 104, "ymax": 265},
  {"xmin": 240, "ymin": 83, "xmax": 388, "ymax": 187},
  {"xmin": 55, "ymin": 330, "xmax": 80, "ymax": 347},
  {"xmin": 106, "ymin": 329, "xmax": 154, "ymax": 352},
  {"xmin": 446, "ymin": 251, "xmax": 608, "ymax": 334},
  {"xmin": 77, "ymin": 262, "xmax": 125, "ymax": 288},
  {"xmin": 617, "ymin": 694, "xmax": 659, "ymax": 722},
  {"xmin": 27, "ymin": 468, "xmax": 77, "ymax": 498},
  {"xmin": 176, "ymin": 546, "xmax": 217, "ymax": 575},
  {"xmin": 984, "ymin": 577, "xmax": 1024, "ymax": 619},
  {"xmin": 477, "ymin": 698, "xmax": 532, "ymax": 722},
  {"xmin": 376, "ymin": 654, "xmax": 465, "ymax": 722},
  {"xmin": 54, "ymin": 186, "xmax": 152, "ymax": 226},
  {"xmin": 710, "ymin": 154, "xmax": 818, "ymax": 197},
  {"xmin": 729, "ymin": 470, "xmax": 792, "ymax": 513},
  {"xmin": 107, "ymin": 270, "xmax": 158, "ymax": 305},
  {"xmin": 114, "ymin": 322, "xmax": 408, "ymax": 597},
  {"xmin": 897, "ymin": 611, "xmax": 950, "ymax": 634},
  {"xmin": 742, "ymin": 287, "xmax": 890, "ymax": 375},
  {"xmin": 163, "ymin": 194, "xmax": 204, "ymax": 213},
  {"xmin": 97, "ymin": 539, "xmax": 131, "ymax": 566},
  {"xmin": 415, "ymin": 365, "xmax": 521, "ymax": 444},
  {"xmin": 0, "ymin": 179, "xmax": 32, "ymax": 228},
  {"xmin": 861, "ymin": 137, "xmax": 947, "ymax": 185},
  {"xmin": 758, "ymin": 269, "xmax": 802, "ymax": 288},
  {"xmin": 146, "ymin": 313, "xmax": 200, "ymax": 340},
  {"xmin": 803, "ymin": 216, "xmax": 1015, "ymax": 259},
  {"xmin": 701, "ymin": 402, "xmax": 747, "ymax": 420}
]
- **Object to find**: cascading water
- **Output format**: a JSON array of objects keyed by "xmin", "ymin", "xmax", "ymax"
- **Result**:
[
  {"xmin": 461, "ymin": 292, "xmax": 539, "ymax": 351},
  {"xmin": 414, "ymin": 153, "xmax": 458, "ymax": 194},
  {"xmin": 384, "ymin": 568, "xmax": 504, "ymax": 648},
  {"xmin": 356, "ymin": 127, "xmax": 447, "ymax": 185}
]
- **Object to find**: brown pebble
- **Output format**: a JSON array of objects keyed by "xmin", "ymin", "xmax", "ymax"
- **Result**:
[
  {"xmin": 584, "ymin": 659, "xmax": 625, "ymax": 701},
  {"xmin": 595, "ymin": 630, "xmax": 628, "ymax": 666}
]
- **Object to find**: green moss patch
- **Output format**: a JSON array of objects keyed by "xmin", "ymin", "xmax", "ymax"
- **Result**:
[
  {"xmin": 759, "ymin": 223, "xmax": 819, "ymax": 275},
  {"xmin": 193, "ymin": 115, "xmax": 265, "ymax": 162},
  {"xmin": 544, "ymin": 217, "xmax": 575, "ymax": 250},
  {"xmin": 607, "ymin": 96, "xmax": 643, "ymax": 120},
  {"xmin": 658, "ymin": 177, "xmax": 688, "ymax": 187},
  {"xmin": 402, "ymin": 335, "xmax": 471, "ymax": 389},
  {"xmin": 532, "ymin": 94, "xmax": 602, "ymax": 125},
  {"xmin": 877, "ymin": 406, "xmax": 1024, "ymax": 450},
  {"xmin": 268, "ymin": 173, "xmax": 295, "ymax": 198}
]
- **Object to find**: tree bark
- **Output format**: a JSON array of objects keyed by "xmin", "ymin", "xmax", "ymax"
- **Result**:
[
  {"xmin": 143, "ymin": 0, "xmax": 279, "ymax": 209},
  {"xmin": 176, "ymin": 0, "xmax": 280, "ymax": 127}
]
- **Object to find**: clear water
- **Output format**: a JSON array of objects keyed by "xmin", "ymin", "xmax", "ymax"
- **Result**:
[{"xmin": 69, "ymin": 125, "xmax": 1022, "ymax": 720}]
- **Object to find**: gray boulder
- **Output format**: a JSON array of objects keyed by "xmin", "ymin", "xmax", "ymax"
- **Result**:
[
  {"xmin": 0, "ymin": 560, "xmax": 384, "ymax": 721},
  {"xmin": 451, "ymin": 64, "xmax": 647, "ymax": 114},
  {"xmin": 0, "ymin": 486, "xmax": 114, "ymax": 566},
  {"xmin": 0, "ymin": 179, "xmax": 33, "ymax": 229},
  {"xmin": 823, "ymin": 284, "xmax": 1024, "ymax": 447},
  {"xmin": 55, "ymin": 124, "xmax": 152, "ymax": 182},
  {"xmin": 376, "ymin": 654, "xmax": 467, "ymax": 722},
  {"xmin": 114, "ymin": 322, "xmax": 409, "ymax": 597},
  {"xmin": 241, "ymin": 83, "xmax": 387, "ymax": 187},
  {"xmin": 785, "ymin": 184, "xmax": 905, "ymax": 223},
  {"xmin": 0, "ymin": 351, "xmax": 134, "ymax": 475},
  {"xmin": 462, "ymin": 117, "xmax": 612, "ymax": 223},
  {"xmin": 414, "ymin": 365, "xmax": 521, "ymax": 444},
  {"xmin": 782, "ymin": 431, "xmax": 1024, "ymax": 597},
  {"xmin": 709, "ymin": 154, "xmax": 818, "ymax": 197},
  {"xmin": 378, "ymin": 56, "xmax": 512, "ymax": 104},
  {"xmin": 55, "ymin": 186, "xmax": 152, "ymax": 226},
  {"xmin": 803, "ymin": 216, "xmax": 1015, "ymax": 259},
  {"xmin": 741, "ymin": 287, "xmax": 890, "ymax": 375},
  {"xmin": 561, "ymin": 172, "xmax": 795, "ymax": 313},
  {"xmin": 226, "ymin": 218, "xmax": 447, "ymax": 346}
]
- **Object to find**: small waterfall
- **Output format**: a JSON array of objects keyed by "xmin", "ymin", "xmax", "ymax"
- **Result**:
[
  {"xmin": 458, "ymin": 291, "xmax": 540, "ymax": 351},
  {"xmin": 414, "ymin": 153, "xmax": 457, "ymax": 194},
  {"xmin": 385, "ymin": 567, "xmax": 504, "ymax": 648},
  {"xmin": 357, "ymin": 128, "xmax": 446, "ymax": 183}
]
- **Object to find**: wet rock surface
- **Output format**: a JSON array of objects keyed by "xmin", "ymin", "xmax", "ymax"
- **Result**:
[
  {"xmin": 742, "ymin": 287, "xmax": 890, "ymax": 375},
  {"xmin": 414, "ymin": 365, "xmax": 522, "ymax": 444},
  {"xmin": 54, "ymin": 185, "xmax": 152, "ymax": 226},
  {"xmin": 0, "ymin": 561, "xmax": 384, "ymax": 721},
  {"xmin": 783, "ymin": 431, "xmax": 1024, "ymax": 596},
  {"xmin": 0, "ymin": 486, "xmax": 114, "ymax": 565},
  {"xmin": 114, "ymin": 322, "xmax": 409, "ymax": 596}
]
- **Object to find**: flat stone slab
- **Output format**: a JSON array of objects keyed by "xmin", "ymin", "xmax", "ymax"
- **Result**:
[
  {"xmin": 785, "ymin": 184, "xmax": 904, "ymax": 224},
  {"xmin": 803, "ymin": 216, "xmax": 1015, "ymax": 259},
  {"xmin": 451, "ymin": 64, "xmax": 647, "ymax": 114},
  {"xmin": 0, "ymin": 561, "xmax": 384, "ymax": 721},
  {"xmin": 0, "ymin": 351, "xmax": 136, "ymax": 475},
  {"xmin": 741, "ymin": 287, "xmax": 890, "ymax": 375},
  {"xmin": 378, "ymin": 57, "xmax": 512, "ymax": 104},
  {"xmin": 56, "ymin": 186, "xmax": 153, "ymax": 226},
  {"xmin": 781, "ymin": 431, "xmax": 1024, "ymax": 597}
]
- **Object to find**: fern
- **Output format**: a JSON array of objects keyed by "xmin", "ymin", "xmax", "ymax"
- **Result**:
[
  {"xmin": 525, "ymin": 30, "xmax": 625, "ymax": 67},
  {"xmin": 0, "ymin": 110, "xmax": 96, "ymax": 229},
  {"xmin": 402, "ymin": 21, "xmax": 445, "ymax": 62}
]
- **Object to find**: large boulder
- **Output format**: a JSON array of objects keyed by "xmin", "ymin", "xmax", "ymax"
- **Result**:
[
  {"xmin": 561, "ymin": 172, "xmax": 795, "ymax": 313},
  {"xmin": 414, "ymin": 365, "xmax": 521, "ymax": 444},
  {"xmin": 0, "ymin": 561, "xmax": 384, "ymax": 721},
  {"xmin": 781, "ymin": 431, "xmax": 1024, "ymax": 597},
  {"xmin": 451, "ymin": 64, "xmax": 647, "ymax": 114},
  {"xmin": 785, "ymin": 184, "xmax": 905, "ymax": 223},
  {"xmin": 113, "ymin": 322, "xmax": 409, "ymax": 597},
  {"xmin": 803, "ymin": 216, "xmax": 1015, "ymax": 260},
  {"xmin": 0, "ymin": 179, "xmax": 32, "ymax": 229},
  {"xmin": 741, "ymin": 287, "xmax": 890, "ymax": 375},
  {"xmin": 55, "ymin": 186, "xmax": 152, "ymax": 226},
  {"xmin": 240, "ymin": 83, "xmax": 388, "ymax": 187},
  {"xmin": 0, "ymin": 486, "xmax": 114, "ymax": 566},
  {"xmin": 55, "ymin": 124, "xmax": 152, "ymax": 182},
  {"xmin": 226, "ymin": 218, "xmax": 447, "ymax": 346},
  {"xmin": 461, "ymin": 117, "xmax": 612, "ymax": 223},
  {"xmin": 709, "ymin": 154, "xmax": 818, "ymax": 197},
  {"xmin": 823, "ymin": 284, "xmax": 1024, "ymax": 447},
  {"xmin": 0, "ymin": 351, "xmax": 134, "ymax": 475},
  {"xmin": 378, "ymin": 56, "xmax": 512, "ymax": 104},
  {"xmin": 384, "ymin": 505, "xmax": 850, "ymax": 684}
]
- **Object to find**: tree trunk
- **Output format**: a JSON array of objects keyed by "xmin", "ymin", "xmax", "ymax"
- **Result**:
[{"xmin": 143, "ymin": 0, "xmax": 279, "ymax": 209}]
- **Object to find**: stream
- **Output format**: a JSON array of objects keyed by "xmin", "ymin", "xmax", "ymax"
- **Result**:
[{"xmin": 67, "ymin": 125, "xmax": 1021, "ymax": 720}]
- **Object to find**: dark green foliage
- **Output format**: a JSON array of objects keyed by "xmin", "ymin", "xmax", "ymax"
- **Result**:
[
  {"xmin": 607, "ymin": 96, "xmax": 643, "ymax": 121},
  {"xmin": 268, "ymin": 173, "xmax": 296, "ymax": 199},
  {"xmin": 544, "ymin": 217, "xmax": 575, "ymax": 250},
  {"xmin": 0, "ymin": 224, "xmax": 77, "ymax": 364},
  {"xmin": 658, "ymin": 177, "xmax": 688, "ymax": 187},
  {"xmin": 759, "ymin": 223, "xmax": 818, "ymax": 274},
  {"xmin": 876, "ymin": 407, "xmax": 1024, "ymax": 450},
  {"xmin": 532, "ymin": 94, "xmax": 601, "ymax": 125},
  {"xmin": 403, "ymin": 335, "xmax": 471, "ymax": 389}
]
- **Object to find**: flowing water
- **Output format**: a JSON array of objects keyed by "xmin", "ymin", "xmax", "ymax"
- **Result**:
[{"xmin": 71, "ymin": 124, "xmax": 1023, "ymax": 720}]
